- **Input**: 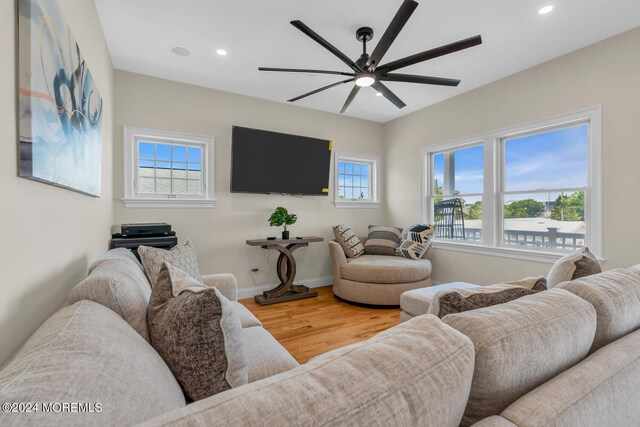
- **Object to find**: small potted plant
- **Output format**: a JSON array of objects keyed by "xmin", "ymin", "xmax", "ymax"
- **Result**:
[{"xmin": 268, "ymin": 207, "xmax": 297, "ymax": 240}]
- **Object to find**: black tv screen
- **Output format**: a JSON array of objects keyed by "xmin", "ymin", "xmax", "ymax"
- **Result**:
[{"xmin": 231, "ymin": 126, "xmax": 331, "ymax": 196}]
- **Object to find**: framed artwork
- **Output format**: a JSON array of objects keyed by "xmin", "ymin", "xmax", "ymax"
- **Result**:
[{"xmin": 17, "ymin": 0, "xmax": 103, "ymax": 197}]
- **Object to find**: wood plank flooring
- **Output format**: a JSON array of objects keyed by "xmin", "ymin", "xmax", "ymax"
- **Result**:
[{"xmin": 240, "ymin": 286, "xmax": 401, "ymax": 364}]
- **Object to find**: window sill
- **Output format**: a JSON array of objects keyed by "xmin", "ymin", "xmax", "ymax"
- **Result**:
[
  {"xmin": 333, "ymin": 200, "xmax": 382, "ymax": 209},
  {"xmin": 122, "ymin": 198, "xmax": 217, "ymax": 208},
  {"xmin": 433, "ymin": 240, "xmax": 580, "ymax": 264}
]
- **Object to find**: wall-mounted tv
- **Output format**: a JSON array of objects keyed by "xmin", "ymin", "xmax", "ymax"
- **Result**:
[{"xmin": 231, "ymin": 126, "xmax": 331, "ymax": 196}]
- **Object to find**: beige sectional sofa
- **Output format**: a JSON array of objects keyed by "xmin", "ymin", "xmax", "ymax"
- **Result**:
[
  {"xmin": 2, "ymin": 248, "xmax": 640, "ymax": 426},
  {"xmin": 329, "ymin": 236, "xmax": 433, "ymax": 305}
]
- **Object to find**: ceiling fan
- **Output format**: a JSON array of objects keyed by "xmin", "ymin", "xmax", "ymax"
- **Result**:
[{"xmin": 259, "ymin": 0, "xmax": 482, "ymax": 113}]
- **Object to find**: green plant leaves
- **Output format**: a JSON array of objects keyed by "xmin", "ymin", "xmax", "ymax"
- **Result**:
[{"xmin": 268, "ymin": 206, "xmax": 297, "ymax": 230}]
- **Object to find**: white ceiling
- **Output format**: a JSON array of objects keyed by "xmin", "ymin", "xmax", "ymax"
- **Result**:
[{"xmin": 95, "ymin": 0, "xmax": 640, "ymax": 123}]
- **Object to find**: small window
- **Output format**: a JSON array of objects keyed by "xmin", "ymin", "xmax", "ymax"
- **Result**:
[
  {"xmin": 123, "ymin": 127, "xmax": 216, "ymax": 208},
  {"xmin": 334, "ymin": 152, "xmax": 380, "ymax": 208}
]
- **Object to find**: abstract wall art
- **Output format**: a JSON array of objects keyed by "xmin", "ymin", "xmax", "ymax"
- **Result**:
[{"xmin": 18, "ymin": 0, "xmax": 103, "ymax": 196}]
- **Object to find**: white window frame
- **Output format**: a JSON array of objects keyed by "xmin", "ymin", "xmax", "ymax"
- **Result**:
[
  {"xmin": 421, "ymin": 107, "xmax": 602, "ymax": 263},
  {"xmin": 334, "ymin": 152, "xmax": 381, "ymax": 209},
  {"xmin": 122, "ymin": 126, "xmax": 217, "ymax": 208}
]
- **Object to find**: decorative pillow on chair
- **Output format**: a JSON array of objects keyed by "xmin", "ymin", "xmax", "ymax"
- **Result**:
[
  {"xmin": 396, "ymin": 224, "xmax": 436, "ymax": 260},
  {"xmin": 138, "ymin": 240, "xmax": 202, "ymax": 287},
  {"xmin": 427, "ymin": 276, "xmax": 547, "ymax": 318},
  {"xmin": 333, "ymin": 225, "xmax": 364, "ymax": 258},
  {"xmin": 547, "ymin": 247, "xmax": 601, "ymax": 288},
  {"xmin": 148, "ymin": 262, "xmax": 248, "ymax": 401},
  {"xmin": 364, "ymin": 225, "xmax": 403, "ymax": 256}
]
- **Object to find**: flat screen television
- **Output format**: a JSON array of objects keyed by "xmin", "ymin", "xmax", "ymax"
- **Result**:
[{"xmin": 231, "ymin": 126, "xmax": 331, "ymax": 196}]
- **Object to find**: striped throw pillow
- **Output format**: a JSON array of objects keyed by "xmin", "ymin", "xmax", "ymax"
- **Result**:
[
  {"xmin": 333, "ymin": 225, "xmax": 364, "ymax": 258},
  {"xmin": 396, "ymin": 224, "xmax": 436, "ymax": 260},
  {"xmin": 364, "ymin": 225, "xmax": 403, "ymax": 256}
]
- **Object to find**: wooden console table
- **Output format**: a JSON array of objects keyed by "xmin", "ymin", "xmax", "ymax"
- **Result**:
[{"xmin": 246, "ymin": 236, "xmax": 324, "ymax": 305}]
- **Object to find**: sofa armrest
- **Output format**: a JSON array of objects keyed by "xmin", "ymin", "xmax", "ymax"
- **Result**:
[
  {"xmin": 328, "ymin": 241, "xmax": 347, "ymax": 280},
  {"xmin": 139, "ymin": 315, "xmax": 475, "ymax": 427},
  {"xmin": 201, "ymin": 274, "xmax": 238, "ymax": 301}
]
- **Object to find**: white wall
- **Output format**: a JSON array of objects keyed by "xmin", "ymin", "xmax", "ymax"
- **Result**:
[
  {"xmin": 112, "ymin": 71, "xmax": 386, "ymax": 294},
  {"xmin": 0, "ymin": 0, "xmax": 113, "ymax": 364},
  {"xmin": 384, "ymin": 27, "xmax": 640, "ymax": 285}
]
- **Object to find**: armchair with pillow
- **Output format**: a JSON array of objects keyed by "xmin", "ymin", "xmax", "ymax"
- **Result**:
[{"xmin": 329, "ymin": 224, "xmax": 435, "ymax": 305}]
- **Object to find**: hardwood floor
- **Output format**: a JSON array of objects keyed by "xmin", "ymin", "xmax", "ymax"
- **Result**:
[{"xmin": 240, "ymin": 286, "xmax": 401, "ymax": 364}]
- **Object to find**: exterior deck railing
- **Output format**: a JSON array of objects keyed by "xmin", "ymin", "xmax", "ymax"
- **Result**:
[{"xmin": 462, "ymin": 227, "xmax": 585, "ymax": 250}]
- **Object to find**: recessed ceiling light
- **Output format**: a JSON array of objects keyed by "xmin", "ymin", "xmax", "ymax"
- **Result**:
[
  {"xmin": 216, "ymin": 49, "xmax": 227, "ymax": 56},
  {"xmin": 538, "ymin": 5, "xmax": 554, "ymax": 14},
  {"xmin": 375, "ymin": 92, "xmax": 383, "ymax": 97},
  {"xmin": 171, "ymin": 46, "xmax": 190, "ymax": 57}
]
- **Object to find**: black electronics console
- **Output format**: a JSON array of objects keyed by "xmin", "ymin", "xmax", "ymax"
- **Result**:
[
  {"xmin": 119, "ymin": 223, "xmax": 172, "ymax": 237},
  {"xmin": 110, "ymin": 223, "xmax": 177, "ymax": 261}
]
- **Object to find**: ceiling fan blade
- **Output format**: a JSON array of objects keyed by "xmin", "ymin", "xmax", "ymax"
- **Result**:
[
  {"xmin": 287, "ymin": 78, "xmax": 355, "ymax": 103},
  {"xmin": 366, "ymin": 0, "xmax": 418, "ymax": 71},
  {"xmin": 377, "ymin": 35, "xmax": 482, "ymax": 73},
  {"xmin": 381, "ymin": 73, "xmax": 461, "ymax": 86},
  {"xmin": 259, "ymin": 67, "xmax": 355, "ymax": 77},
  {"xmin": 340, "ymin": 85, "xmax": 361, "ymax": 114},
  {"xmin": 290, "ymin": 20, "xmax": 362, "ymax": 72},
  {"xmin": 372, "ymin": 81, "xmax": 406, "ymax": 109}
]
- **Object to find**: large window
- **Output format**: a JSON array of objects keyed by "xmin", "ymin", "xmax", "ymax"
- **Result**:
[
  {"xmin": 334, "ymin": 152, "xmax": 381, "ymax": 208},
  {"xmin": 123, "ymin": 127, "xmax": 216, "ymax": 208},
  {"xmin": 423, "ymin": 108, "xmax": 602, "ymax": 260}
]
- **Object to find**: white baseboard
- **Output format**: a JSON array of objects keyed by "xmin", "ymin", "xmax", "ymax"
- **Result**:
[{"xmin": 237, "ymin": 276, "xmax": 333, "ymax": 300}]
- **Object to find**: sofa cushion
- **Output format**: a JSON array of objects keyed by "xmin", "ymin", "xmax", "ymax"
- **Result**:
[
  {"xmin": 138, "ymin": 240, "xmax": 202, "ymax": 287},
  {"xmin": 401, "ymin": 282, "xmax": 479, "ymax": 317},
  {"xmin": 67, "ymin": 248, "xmax": 152, "ymax": 342},
  {"xmin": 443, "ymin": 289, "xmax": 597, "ymax": 426},
  {"xmin": 241, "ymin": 326, "xmax": 299, "ymax": 382},
  {"xmin": 427, "ymin": 277, "xmax": 547, "ymax": 318},
  {"xmin": 500, "ymin": 328, "xmax": 640, "ymax": 427},
  {"xmin": 396, "ymin": 223, "xmax": 436, "ymax": 260},
  {"xmin": 556, "ymin": 268, "xmax": 640, "ymax": 352},
  {"xmin": 139, "ymin": 315, "xmax": 475, "ymax": 427},
  {"xmin": 0, "ymin": 301, "xmax": 185, "ymax": 427},
  {"xmin": 333, "ymin": 225, "xmax": 364, "ymax": 258},
  {"xmin": 547, "ymin": 247, "xmax": 601, "ymax": 287},
  {"xmin": 342, "ymin": 255, "xmax": 432, "ymax": 284},
  {"xmin": 364, "ymin": 225, "xmax": 402, "ymax": 256},
  {"xmin": 148, "ymin": 263, "xmax": 248, "ymax": 401}
]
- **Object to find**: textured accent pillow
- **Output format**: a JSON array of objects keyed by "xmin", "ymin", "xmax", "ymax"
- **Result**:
[
  {"xmin": 427, "ymin": 276, "xmax": 547, "ymax": 318},
  {"xmin": 396, "ymin": 224, "xmax": 436, "ymax": 260},
  {"xmin": 138, "ymin": 240, "xmax": 202, "ymax": 287},
  {"xmin": 364, "ymin": 225, "xmax": 403, "ymax": 255},
  {"xmin": 547, "ymin": 247, "xmax": 601, "ymax": 288},
  {"xmin": 148, "ymin": 262, "xmax": 248, "ymax": 401},
  {"xmin": 333, "ymin": 225, "xmax": 364, "ymax": 258}
]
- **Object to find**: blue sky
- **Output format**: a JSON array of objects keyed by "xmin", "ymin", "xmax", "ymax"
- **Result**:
[
  {"xmin": 139, "ymin": 142, "xmax": 202, "ymax": 170},
  {"xmin": 338, "ymin": 162, "xmax": 370, "ymax": 199},
  {"xmin": 434, "ymin": 125, "xmax": 589, "ymax": 195}
]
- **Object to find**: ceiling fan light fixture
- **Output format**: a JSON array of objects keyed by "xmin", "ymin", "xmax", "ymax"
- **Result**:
[{"xmin": 355, "ymin": 75, "xmax": 375, "ymax": 87}]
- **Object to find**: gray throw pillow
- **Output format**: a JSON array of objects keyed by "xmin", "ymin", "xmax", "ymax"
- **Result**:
[
  {"xmin": 547, "ymin": 247, "xmax": 601, "ymax": 288},
  {"xmin": 364, "ymin": 225, "xmax": 403, "ymax": 256},
  {"xmin": 396, "ymin": 224, "xmax": 436, "ymax": 260},
  {"xmin": 428, "ymin": 277, "xmax": 547, "ymax": 318},
  {"xmin": 333, "ymin": 225, "xmax": 364, "ymax": 258},
  {"xmin": 138, "ymin": 240, "xmax": 202, "ymax": 287},
  {"xmin": 147, "ymin": 262, "xmax": 248, "ymax": 401}
]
